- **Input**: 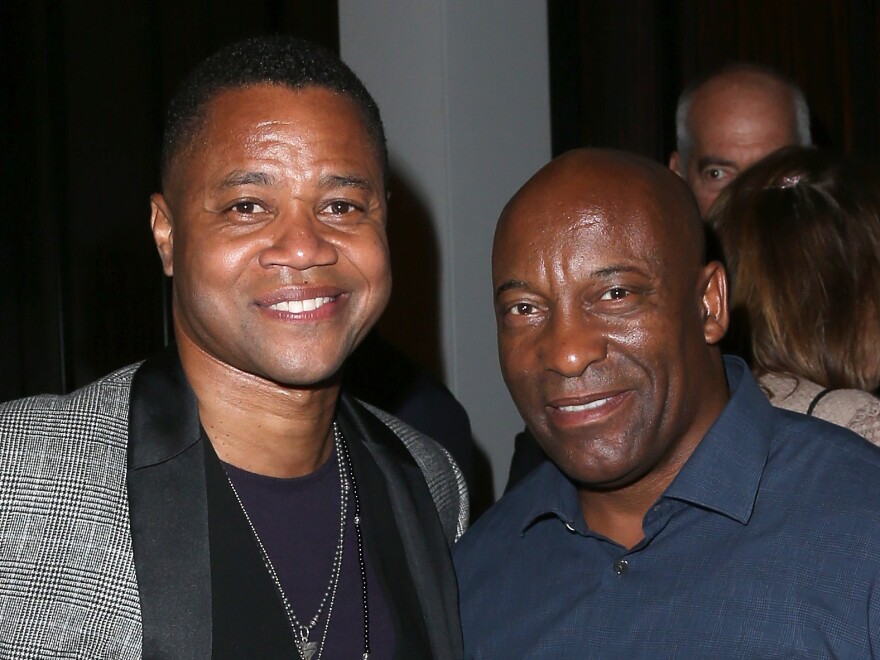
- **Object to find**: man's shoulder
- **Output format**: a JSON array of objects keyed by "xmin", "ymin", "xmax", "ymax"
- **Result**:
[
  {"xmin": 0, "ymin": 363, "xmax": 140, "ymax": 451},
  {"xmin": 356, "ymin": 400, "xmax": 470, "ymax": 542},
  {"xmin": 0, "ymin": 363, "xmax": 139, "ymax": 415},
  {"xmin": 771, "ymin": 404, "xmax": 880, "ymax": 462},
  {"xmin": 764, "ymin": 406, "xmax": 880, "ymax": 514},
  {"xmin": 358, "ymin": 399, "xmax": 459, "ymax": 474},
  {"xmin": 0, "ymin": 365, "xmax": 143, "ymax": 656},
  {"xmin": 454, "ymin": 463, "xmax": 547, "ymax": 563}
]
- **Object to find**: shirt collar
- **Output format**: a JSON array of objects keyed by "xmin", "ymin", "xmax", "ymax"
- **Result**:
[
  {"xmin": 663, "ymin": 356, "xmax": 773, "ymax": 524},
  {"xmin": 518, "ymin": 356, "xmax": 774, "ymax": 534},
  {"xmin": 519, "ymin": 460, "xmax": 586, "ymax": 534}
]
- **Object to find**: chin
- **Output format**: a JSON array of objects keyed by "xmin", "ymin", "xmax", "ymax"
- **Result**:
[
  {"xmin": 539, "ymin": 435, "xmax": 640, "ymax": 489},
  {"xmin": 267, "ymin": 364, "xmax": 345, "ymax": 389},
  {"xmin": 233, "ymin": 350, "xmax": 345, "ymax": 389},
  {"xmin": 554, "ymin": 458, "xmax": 642, "ymax": 491}
]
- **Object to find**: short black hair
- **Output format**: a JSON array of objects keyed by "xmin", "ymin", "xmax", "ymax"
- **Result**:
[{"xmin": 161, "ymin": 35, "xmax": 388, "ymax": 187}]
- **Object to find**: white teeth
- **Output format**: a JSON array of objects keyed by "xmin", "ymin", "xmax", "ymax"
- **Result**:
[
  {"xmin": 559, "ymin": 397, "xmax": 611, "ymax": 413},
  {"xmin": 269, "ymin": 296, "xmax": 332, "ymax": 313}
]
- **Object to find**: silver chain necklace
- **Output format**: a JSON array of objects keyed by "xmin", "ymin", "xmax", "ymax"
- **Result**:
[{"xmin": 225, "ymin": 422, "xmax": 370, "ymax": 660}]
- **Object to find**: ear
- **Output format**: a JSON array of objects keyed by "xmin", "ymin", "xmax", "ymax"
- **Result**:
[
  {"xmin": 150, "ymin": 193, "xmax": 175, "ymax": 277},
  {"xmin": 669, "ymin": 151, "xmax": 683, "ymax": 178},
  {"xmin": 699, "ymin": 261, "xmax": 729, "ymax": 345}
]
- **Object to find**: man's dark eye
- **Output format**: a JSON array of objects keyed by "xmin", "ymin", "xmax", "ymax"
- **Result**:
[
  {"xmin": 601, "ymin": 287, "xmax": 628, "ymax": 301},
  {"xmin": 230, "ymin": 201, "xmax": 267, "ymax": 214},
  {"xmin": 328, "ymin": 201, "xmax": 356, "ymax": 214},
  {"xmin": 509, "ymin": 303, "xmax": 536, "ymax": 316}
]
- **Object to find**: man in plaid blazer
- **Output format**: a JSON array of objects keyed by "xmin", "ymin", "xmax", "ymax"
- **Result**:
[{"xmin": 0, "ymin": 37, "xmax": 467, "ymax": 659}]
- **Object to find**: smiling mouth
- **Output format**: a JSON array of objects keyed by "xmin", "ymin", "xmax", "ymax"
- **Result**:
[
  {"xmin": 557, "ymin": 397, "xmax": 614, "ymax": 413},
  {"xmin": 547, "ymin": 390, "xmax": 633, "ymax": 426},
  {"xmin": 267, "ymin": 296, "xmax": 335, "ymax": 313}
]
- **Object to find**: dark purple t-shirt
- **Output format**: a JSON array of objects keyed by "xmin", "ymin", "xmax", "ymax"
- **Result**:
[{"xmin": 224, "ymin": 452, "xmax": 395, "ymax": 658}]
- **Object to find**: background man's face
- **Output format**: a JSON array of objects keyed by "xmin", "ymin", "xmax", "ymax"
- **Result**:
[
  {"xmin": 493, "ymin": 158, "xmax": 725, "ymax": 490},
  {"xmin": 151, "ymin": 84, "xmax": 391, "ymax": 386},
  {"xmin": 670, "ymin": 75, "xmax": 800, "ymax": 217}
]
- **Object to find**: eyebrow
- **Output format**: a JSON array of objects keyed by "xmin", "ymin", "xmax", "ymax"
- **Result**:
[
  {"xmin": 591, "ymin": 265, "xmax": 651, "ymax": 279},
  {"xmin": 696, "ymin": 156, "xmax": 737, "ymax": 171},
  {"xmin": 494, "ymin": 280, "xmax": 528, "ymax": 300},
  {"xmin": 318, "ymin": 173, "xmax": 374, "ymax": 191},
  {"xmin": 494, "ymin": 265, "xmax": 651, "ymax": 300},
  {"xmin": 217, "ymin": 170, "xmax": 278, "ymax": 188},
  {"xmin": 214, "ymin": 170, "xmax": 375, "ymax": 193}
]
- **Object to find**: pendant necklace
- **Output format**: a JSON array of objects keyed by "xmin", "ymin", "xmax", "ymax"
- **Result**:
[{"xmin": 225, "ymin": 422, "xmax": 370, "ymax": 659}]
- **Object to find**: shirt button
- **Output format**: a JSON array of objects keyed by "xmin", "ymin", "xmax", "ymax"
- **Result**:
[{"xmin": 613, "ymin": 559, "xmax": 628, "ymax": 575}]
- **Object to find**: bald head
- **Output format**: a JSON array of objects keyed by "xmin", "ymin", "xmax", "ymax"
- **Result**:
[
  {"xmin": 493, "ymin": 148, "xmax": 729, "ymax": 493},
  {"xmin": 670, "ymin": 65, "xmax": 811, "ymax": 217},
  {"xmin": 497, "ymin": 149, "xmax": 705, "ymax": 274}
]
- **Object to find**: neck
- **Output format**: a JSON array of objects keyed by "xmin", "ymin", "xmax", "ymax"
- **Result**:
[
  {"xmin": 176, "ymin": 332, "xmax": 340, "ymax": 478},
  {"xmin": 577, "ymin": 464, "xmax": 682, "ymax": 550}
]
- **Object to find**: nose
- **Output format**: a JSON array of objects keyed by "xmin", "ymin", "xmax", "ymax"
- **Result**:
[
  {"xmin": 539, "ymin": 310, "xmax": 607, "ymax": 378},
  {"xmin": 258, "ymin": 206, "xmax": 338, "ymax": 271}
]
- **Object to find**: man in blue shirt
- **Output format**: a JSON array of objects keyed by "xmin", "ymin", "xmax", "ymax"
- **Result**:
[{"xmin": 454, "ymin": 148, "xmax": 880, "ymax": 658}]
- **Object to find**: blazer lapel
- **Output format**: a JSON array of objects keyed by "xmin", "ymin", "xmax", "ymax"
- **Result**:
[
  {"xmin": 337, "ymin": 395, "xmax": 463, "ymax": 660},
  {"xmin": 127, "ymin": 349, "xmax": 213, "ymax": 659}
]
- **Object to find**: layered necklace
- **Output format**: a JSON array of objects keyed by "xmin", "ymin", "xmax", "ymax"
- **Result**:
[{"xmin": 225, "ymin": 422, "xmax": 370, "ymax": 660}]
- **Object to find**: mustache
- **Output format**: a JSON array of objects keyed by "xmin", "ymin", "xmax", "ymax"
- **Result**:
[{"xmin": 550, "ymin": 366, "xmax": 633, "ymax": 391}]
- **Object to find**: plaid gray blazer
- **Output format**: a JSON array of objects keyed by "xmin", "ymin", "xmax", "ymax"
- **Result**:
[{"xmin": 0, "ymin": 360, "xmax": 468, "ymax": 659}]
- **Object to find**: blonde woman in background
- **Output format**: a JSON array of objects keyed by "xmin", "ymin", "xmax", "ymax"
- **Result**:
[{"xmin": 709, "ymin": 146, "xmax": 880, "ymax": 444}]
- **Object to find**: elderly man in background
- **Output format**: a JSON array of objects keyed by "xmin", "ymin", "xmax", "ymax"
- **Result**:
[
  {"xmin": 455, "ymin": 148, "xmax": 880, "ymax": 658},
  {"xmin": 669, "ymin": 63, "xmax": 812, "ymax": 216}
]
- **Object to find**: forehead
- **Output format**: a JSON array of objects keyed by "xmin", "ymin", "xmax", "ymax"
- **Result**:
[
  {"xmin": 494, "ymin": 170, "xmax": 673, "ymax": 280},
  {"xmin": 689, "ymin": 76, "xmax": 796, "ymax": 147},
  {"xmin": 174, "ymin": 84, "xmax": 382, "ymax": 181}
]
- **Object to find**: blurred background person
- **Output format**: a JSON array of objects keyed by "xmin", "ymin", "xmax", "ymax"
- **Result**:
[
  {"xmin": 669, "ymin": 63, "xmax": 811, "ymax": 218},
  {"xmin": 709, "ymin": 146, "xmax": 880, "ymax": 444}
]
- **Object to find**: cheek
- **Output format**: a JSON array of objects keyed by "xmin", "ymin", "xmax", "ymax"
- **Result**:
[
  {"xmin": 499, "ymin": 338, "xmax": 541, "ymax": 406},
  {"xmin": 367, "ymin": 237, "xmax": 392, "ymax": 295},
  {"xmin": 694, "ymin": 188, "xmax": 719, "ymax": 215},
  {"xmin": 176, "ymin": 228, "xmax": 254, "ymax": 288},
  {"xmin": 345, "ymin": 231, "xmax": 392, "ymax": 307},
  {"xmin": 498, "ymin": 331, "xmax": 521, "ymax": 374},
  {"xmin": 187, "ymin": 290, "xmax": 232, "ymax": 328}
]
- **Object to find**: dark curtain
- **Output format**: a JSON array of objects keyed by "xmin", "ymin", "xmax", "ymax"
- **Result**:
[
  {"xmin": 0, "ymin": 0, "xmax": 338, "ymax": 401},
  {"xmin": 550, "ymin": 0, "xmax": 879, "ymax": 162}
]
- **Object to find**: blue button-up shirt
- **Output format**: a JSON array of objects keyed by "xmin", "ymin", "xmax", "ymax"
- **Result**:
[{"xmin": 454, "ymin": 357, "xmax": 880, "ymax": 658}]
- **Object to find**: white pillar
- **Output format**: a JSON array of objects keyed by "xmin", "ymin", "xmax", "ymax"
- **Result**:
[{"xmin": 340, "ymin": 1, "xmax": 552, "ymax": 500}]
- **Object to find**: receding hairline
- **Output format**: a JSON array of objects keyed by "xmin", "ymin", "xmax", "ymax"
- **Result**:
[{"xmin": 675, "ymin": 64, "xmax": 811, "ymax": 164}]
